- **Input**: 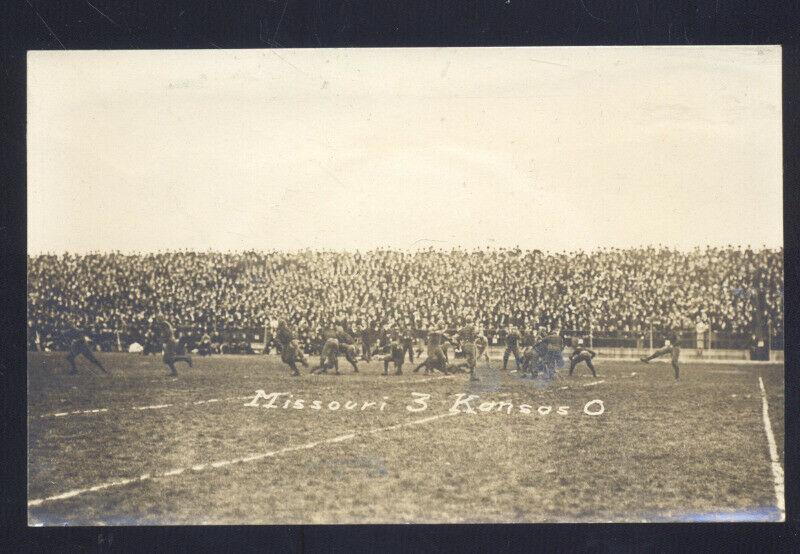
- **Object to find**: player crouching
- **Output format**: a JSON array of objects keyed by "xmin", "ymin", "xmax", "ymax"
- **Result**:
[
  {"xmin": 441, "ymin": 321, "xmax": 480, "ymax": 381},
  {"xmin": 568, "ymin": 338, "xmax": 597, "ymax": 378},
  {"xmin": 519, "ymin": 327, "xmax": 547, "ymax": 379},
  {"xmin": 519, "ymin": 346, "xmax": 542, "ymax": 379},
  {"xmin": 413, "ymin": 327, "xmax": 450, "ymax": 375},
  {"xmin": 311, "ymin": 336, "xmax": 341, "ymax": 375}
]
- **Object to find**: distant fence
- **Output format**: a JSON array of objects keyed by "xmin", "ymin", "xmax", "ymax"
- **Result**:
[
  {"xmin": 559, "ymin": 327, "xmax": 783, "ymax": 352},
  {"xmin": 159, "ymin": 326, "xmax": 786, "ymax": 352}
]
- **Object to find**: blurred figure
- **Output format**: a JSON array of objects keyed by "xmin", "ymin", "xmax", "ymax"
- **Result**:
[
  {"xmin": 198, "ymin": 332, "xmax": 213, "ymax": 356},
  {"xmin": 154, "ymin": 315, "xmax": 192, "ymax": 376},
  {"xmin": 641, "ymin": 331, "xmax": 681, "ymax": 381},
  {"xmin": 63, "ymin": 322, "xmax": 107, "ymax": 375},
  {"xmin": 695, "ymin": 317, "xmax": 709, "ymax": 357},
  {"xmin": 503, "ymin": 324, "xmax": 522, "ymax": 371}
]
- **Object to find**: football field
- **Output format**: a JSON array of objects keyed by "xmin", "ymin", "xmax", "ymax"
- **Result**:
[{"xmin": 27, "ymin": 352, "xmax": 785, "ymax": 524}]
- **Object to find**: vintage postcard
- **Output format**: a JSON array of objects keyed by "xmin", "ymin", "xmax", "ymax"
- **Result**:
[{"xmin": 27, "ymin": 46, "xmax": 783, "ymax": 524}]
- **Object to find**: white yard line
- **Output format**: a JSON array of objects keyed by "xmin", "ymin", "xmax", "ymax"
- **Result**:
[
  {"xmin": 51, "ymin": 408, "xmax": 108, "ymax": 417},
  {"xmin": 325, "ymin": 433, "xmax": 355, "ymax": 443},
  {"xmin": 558, "ymin": 379, "xmax": 604, "ymax": 390},
  {"xmin": 709, "ymin": 370, "xmax": 748, "ymax": 375},
  {"xmin": 583, "ymin": 380, "xmax": 605, "ymax": 387},
  {"xmin": 28, "ymin": 411, "xmax": 458, "ymax": 508},
  {"xmin": 28, "ymin": 475, "xmax": 153, "ymax": 506},
  {"xmin": 757, "ymin": 376, "xmax": 785, "ymax": 521},
  {"xmin": 395, "ymin": 375, "xmax": 453, "ymax": 384},
  {"xmin": 33, "ymin": 395, "xmax": 259, "ymax": 420}
]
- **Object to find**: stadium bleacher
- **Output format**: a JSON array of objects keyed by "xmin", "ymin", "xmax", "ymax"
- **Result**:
[{"xmin": 27, "ymin": 246, "xmax": 783, "ymax": 353}]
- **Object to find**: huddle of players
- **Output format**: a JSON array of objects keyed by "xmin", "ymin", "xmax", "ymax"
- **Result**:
[
  {"xmin": 262, "ymin": 318, "xmax": 488, "ymax": 380},
  {"xmin": 272, "ymin": 319, "xmax": 468, "ymax": 378},
  {"xmin": 61, "ymin": 317, "xmax": 682, "ymax": 381},
  {"xmin": 507, "ymin": 325, "xmax": 562, "ymax": 378},
  {"xmin": 498, "ymin": 325, "xmax": 596, "ymax": 379}
]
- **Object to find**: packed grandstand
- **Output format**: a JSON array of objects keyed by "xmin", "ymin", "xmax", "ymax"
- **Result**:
[{"xmin": 27, "ymin": 246, "xmax": 783, "ymax": 353}]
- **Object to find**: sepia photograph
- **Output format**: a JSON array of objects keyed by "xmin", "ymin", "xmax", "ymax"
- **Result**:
[{"xmin": 26, "ymin": 46, "xmax": 784, "ymax": 525}]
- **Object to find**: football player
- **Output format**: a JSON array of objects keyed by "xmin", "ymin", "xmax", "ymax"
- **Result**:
[
  {"xmin": 275, "ymin": 319, "xmax": 308, "ymax": 376},
  {"xmin": 154, "ymin": 315, "xmax": 192, "ymax": 376},
  {"xmin": 543, "ymin": 326, "xmax": 564, "ymax": 378},
  {"xmin": 568, "ymin": 338, "xmax": 597, "ymax": 378},
  {"xmin": 502, "ymin": 324, "xmax": 522, "ymax": 371},
  {"xmin": 312, "ymin": 336, "xmax": 340, "ymax": 375},
  {"xmin": 381, "ymin": 333, "xmax": 406, "ymax": 376},
  {"xmin": 640, "ymin": 332, "xmax": 681, "ymax": 380},
  {"xmin": 414, "ymin": 327, "xmax": 450, "ymax": 374},
  {"xmin": 63, "ymin": 323, "xmax": 108, "ymax": 375},
  {"xmin": 449, "ymin": 321, "xmax": 480, "ymax": 381},
  {"xmin": 340, "ymin": 341, "xmax": 360, "ymax": 373},
  {"xmin": 475, "ymin": 331, "xmax": 491, "ymax": 368}
]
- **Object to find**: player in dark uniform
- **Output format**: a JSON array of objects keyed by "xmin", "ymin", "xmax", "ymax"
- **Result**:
[
  {"xmin": 518, "ymin": 327, "xmax": 540, "ymax": 377},
  {"xmin": 275, "ymin": 319, "xmax": 295, "ymax": 350},
  {"xmin": 502, "ymin": 325, "xmax": 522, "ymax": 371},
  {"xmin": 568, "ymin": 338, "xmax": 597, "ymax": 378},
  {"xmin": 440, "ymin": 336, "xmax": 452, "ymax": 365},
  {"xmin": 534, "ymin": 327, "xmax": 549, "ymax": 375},
  {"xmin": 640, "ymin": 332, "xmax": 681, "ymax": 380},
  {"xmin": 519, "ymin": 348, "xmax": 534, "ymax": 378},
  {"xmin": 381, "ymin": 333, "xmax": 406, "ymax": 375},
  {"xmin": 283, "ymin": 339, "xmax": 308, "ymax": 376},
  {"xmin": 360, "ymin": 324, "xmax": 376, "ymax": 361},
  {"xmin": 518, "ymin": 326, "xmax": 536, "ymax": 376},
  {"xmin": 274, "ymin": 319, "xmax": 308, "ymax": 376},
  {"xmin": 400, "ymin": 329, "xmax": 415, "ymax": 363},
  {"xmin": 154, "ymin": 315, "xmax": 193, "ymax": 376},
  {"xmin": 64, "ymin": 323, "xmax": 108, "ymax": 374}
]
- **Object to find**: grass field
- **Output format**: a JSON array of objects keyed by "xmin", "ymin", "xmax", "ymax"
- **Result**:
[{"xmin": 27, "ymin": 351, "xmax": 785, "ymax": 525}]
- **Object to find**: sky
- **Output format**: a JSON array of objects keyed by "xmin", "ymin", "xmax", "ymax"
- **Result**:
[{"xmin": 27, "ymin": 46, "xmax": 782, "ymax": 254}]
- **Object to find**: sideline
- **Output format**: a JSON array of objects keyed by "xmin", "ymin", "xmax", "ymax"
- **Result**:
[{"xmin": 757, "ymin": 376, "xmax": 785, "ymax": 521}]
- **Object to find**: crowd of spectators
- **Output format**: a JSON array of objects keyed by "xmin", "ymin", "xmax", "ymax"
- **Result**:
[{"xmin": 27, "ymin": 246, "xmax": 783, "ymax": 352}]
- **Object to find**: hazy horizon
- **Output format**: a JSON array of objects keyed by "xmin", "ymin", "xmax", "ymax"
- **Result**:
[
  {"xmin": 26, "ymin": 242, "xmax": 783, "ymax": 257},
  {"xmin": 28, "ymin": 46, "xmax": 783, "ymax": 255}
]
